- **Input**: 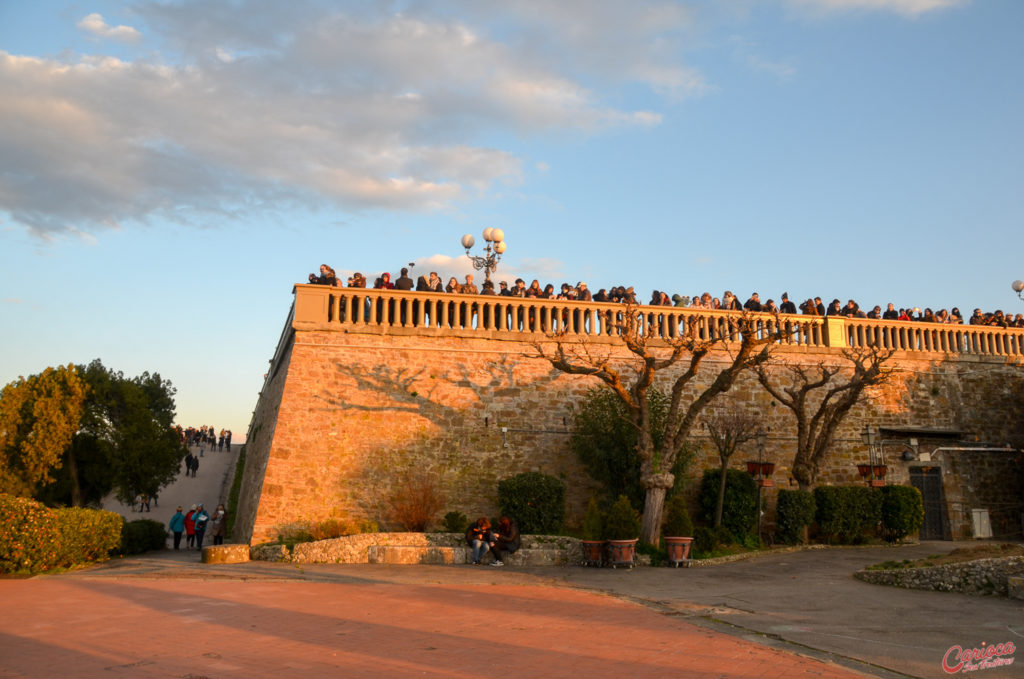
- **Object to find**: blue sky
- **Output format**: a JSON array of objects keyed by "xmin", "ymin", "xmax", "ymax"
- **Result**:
[{"xmin": 2, "ymin": 0, "xmax": 1022, "ymax": 440}]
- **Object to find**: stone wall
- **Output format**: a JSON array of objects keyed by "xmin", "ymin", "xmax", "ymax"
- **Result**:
[
  {"xmin": 235, "ymin": 309, "xmax": 1024, "ymax": 545},
  {"xmin": 855, "ymin": 556, "xmax": 1024, "ymax": 596}
]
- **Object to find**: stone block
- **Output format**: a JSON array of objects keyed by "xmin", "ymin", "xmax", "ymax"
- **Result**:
[
  {"xmin": 1008, "ymin": 576, "xmax": 1024, "ymax": 601},
  {"xmin": 202, "ymin": 544, "xmax": 251, "ymax": 564}
]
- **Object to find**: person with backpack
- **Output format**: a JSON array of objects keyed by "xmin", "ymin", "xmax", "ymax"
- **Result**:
[{"xmin": 193, "ymin": 504, "xmax": 211, "ymax": 550}]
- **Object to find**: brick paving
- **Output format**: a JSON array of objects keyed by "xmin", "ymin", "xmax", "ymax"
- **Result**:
[{"xmin": 0, "ymin": 576, "xmax": 869, "ymax": 678}]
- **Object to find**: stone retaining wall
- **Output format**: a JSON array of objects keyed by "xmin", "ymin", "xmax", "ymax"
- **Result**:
[
  {"xmin": 854, "ymin": 556, "xmax": 1024, "ymax": 596},
  {"xmin": 250, "ymin": 532, "xmax": 581, "ymax": 565}
]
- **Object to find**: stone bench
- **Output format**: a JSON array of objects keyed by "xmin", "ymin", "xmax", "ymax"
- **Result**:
[
  {"xmin": 367, "ymin": 545, "xmax": 573, "ymax": 566},
  {"xmin": 250, "ymin": 532, "xmax": 583, "ymax": 566},
  {"xmin": 202, "ymin": 544, "xmax": 251, "ymax": 564}
]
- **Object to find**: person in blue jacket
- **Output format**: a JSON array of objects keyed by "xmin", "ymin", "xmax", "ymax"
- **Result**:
[
  {"xmin": 169, "ymin": 506, "xmax": 186, "ymax": 550},
  {"xmin": 193, "ymin": 504, "xmax": 211, "ymax": 550}
]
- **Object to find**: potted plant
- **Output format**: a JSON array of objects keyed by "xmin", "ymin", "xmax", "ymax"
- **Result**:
[
  {"xmin": 580, "ymin": 497, "xmax": 605, "ymax": 567},
  {"xmin": 661, "ymin": 494, "xmax": 694, "ymax": 567},
  {"xmin": 603, "ymin": 495, "xmax": 641, "ymax": 568}
]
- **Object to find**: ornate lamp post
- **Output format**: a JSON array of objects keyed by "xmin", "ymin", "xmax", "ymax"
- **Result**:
[
  {"xmin": 859, "ymin": 425, "xmax": 886, "ymax": 487},
  {"xmin": 461, "ymin": 228, "xmax": 507, "ymax": 282},
  {"xmin": 1012, "ymin": 280, "xmax": 1024, "ymax": 300},
  {"xmin": 745, "ymin": 429, "xmax": 770, "ymax": 545}
]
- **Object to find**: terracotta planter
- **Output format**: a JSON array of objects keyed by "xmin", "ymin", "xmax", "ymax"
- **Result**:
[
  {"xmin": 873, "ymin": 465, "xmax": 888, "ymax": 478},
  {"xmin": 664, "ymin": 536, "xmax": 693, "ymax": 567},
  {"xmin": 760, "ymin": 462, "xmax": 775, "ymax": 476},
  {"xmin": 746, "ymin": 461, "xmax": 761, "ymax": 475},
  {"xmin": 580, "ymin": 540, "xmax": 605, "ymax": 567},
  {"xmin": 606, "ymin": 538, "xmax": 638, "ymax": 568},
  {"xmin": 857, "ymin": 464, "xmax": 872, "ymax": 477}
]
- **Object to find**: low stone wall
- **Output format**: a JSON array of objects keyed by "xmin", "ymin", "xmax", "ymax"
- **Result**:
[
  {"xmin": 250, "ymin": 532, "xmax": 582, "ymax": 565},
  {"xmin": 855, "ymin": 556, "xmax": 1024, "ymax": 596}
]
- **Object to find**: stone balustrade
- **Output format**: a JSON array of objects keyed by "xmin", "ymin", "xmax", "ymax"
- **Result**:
[{"xmin": 292, "ymin": 284, "xmax": 1024, "ymax": 357}]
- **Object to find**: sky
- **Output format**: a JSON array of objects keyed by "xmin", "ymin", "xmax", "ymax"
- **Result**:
[{"xmin": 1, "ymin": 0, "xmax": 1022, "ymax": 441}]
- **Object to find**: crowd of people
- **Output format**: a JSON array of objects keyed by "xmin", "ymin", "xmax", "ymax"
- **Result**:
[
  {"xmin": 177, "ymin": 424, "xmax": 233, "ymax": 451},
  {"xmin": 307, "ymin": 263, "xmax": 1023, "ymax": 329},
  {"xmin": 167, "ymin": 502, "xmax": 228, "ymax": 551}
]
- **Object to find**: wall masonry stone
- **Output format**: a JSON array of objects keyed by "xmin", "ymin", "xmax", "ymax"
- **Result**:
[{"xmin": 235, "ymin": 291, "xmax": 1024, "ymax": 545}]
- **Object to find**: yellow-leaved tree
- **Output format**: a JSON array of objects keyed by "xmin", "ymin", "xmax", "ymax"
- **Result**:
[{"xmin": 0, "ymin": 364, "xmax": 88, "ymax": 497}]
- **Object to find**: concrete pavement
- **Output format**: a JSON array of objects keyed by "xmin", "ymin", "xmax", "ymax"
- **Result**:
[
  {"xmin": 100, "ymin": 443, "xmax": 239, "ymax": 545},
  {"xmin": 2, "ymin": 541, "xmax": 1021, "ymax": 677}
]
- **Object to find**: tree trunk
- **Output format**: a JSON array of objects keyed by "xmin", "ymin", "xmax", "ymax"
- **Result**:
[
  {"xmin": 715, "ymin": 465, "xmax": 728, "ymax": 527},
  {"xmin": 640, "ymin": 485, "xmax": 668, "ymax": 546},
  {"xmin": 68, "ymin": 447, "xmax": 82, "ymax": 507}
]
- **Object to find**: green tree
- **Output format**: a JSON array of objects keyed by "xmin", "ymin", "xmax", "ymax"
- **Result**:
[
  {"xmin": 40, "ymin": 360, "xmax": 186, "ymax": 507},
  {"xmin": 0, "ymin": 365, "xmax": 87, "ymax": 496},
  {"xmin": 572, "ymin": 386, "xmax": 691, "ymax": 511}
]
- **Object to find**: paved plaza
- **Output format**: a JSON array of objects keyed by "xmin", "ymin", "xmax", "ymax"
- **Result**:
[{"xmin": 1, "ymin": 446, "xmax": 1020, "ymax": 678}]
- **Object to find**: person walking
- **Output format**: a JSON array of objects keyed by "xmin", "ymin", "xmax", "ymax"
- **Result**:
[
  {"xmin": 211, "ymin": 504, "xmax": 228, "ymax": 546},
  {"xmin": 169, "ymin": 506, "xmax": 186, "ymax": 550},
  {"xmin": 193, "ymin": 504, "xmax": 210, "ymax": 550},
  {"xmin": 184, "ymin": 505, "xmax": 197, "ymax": 549}
]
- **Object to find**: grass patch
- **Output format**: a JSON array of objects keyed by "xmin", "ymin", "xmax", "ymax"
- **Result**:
[{"xmin": 866, "ymin": 543, "xmax": 1024, "ymax": 570}]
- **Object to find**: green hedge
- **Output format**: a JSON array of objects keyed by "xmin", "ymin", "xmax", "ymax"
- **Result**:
[
  {"xmin": 497, "ymin": 472, "xmax": 565, "ymax": 534},
  {"xmin": 698, "ymin": 468, "xmax": 757, "ymax": 541},
  {"xmin": 814, "ymin": 486, "xmax": 882, "ymax": 544},
  {"xmin": 0, "ymin": 494, "xmax": 123, "ymax": 573},
  {"xmin": 119, "ymin": 519, "xmax": 168, "ymax": 555},
  {"xmin": 880, "ymin": 485, "xmax": 924, "ymax": 543},
  {"xmin": 775, "ymin": 489, "xmax": 816, "ymax": 545}
]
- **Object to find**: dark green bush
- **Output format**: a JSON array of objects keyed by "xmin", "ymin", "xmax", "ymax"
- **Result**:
[
  {"xmin": 814, "ymin": 486, "xmax": 882, "ymax": 544},
  {"xmin": 603, "ymin": 495, "xmax": 641, "ymax": 540},
  {"xmin": 119, "ymin": 519, "xmax": 167, "ymax": 555},
  {"xmin": 693, "ymin": 526, "xmax": 716, "ymax": 555},
  {"xmin": 880, "ymin": 485, "xmax": 924, "ymax": 543},
  {"xmin": 582, "ymin": 497, "xmax": 604, "ymax": 541},
  {"xmin": 497, "ymin": 472, "xmax": 565, "ymax": 534},
  {"xmin": 775, "ymin": 489, "xmax": 816, "ymax": 544},
  {"xmin": 442, "ymin": 511, "xmax": 469, "ymax": 533},
  {"xmin": 698, "ymin": 468, "xmax": 757, "ymax": 540},
  {"xmin": 662, "ymin": 494, "xmax": 694, "ymax": 537},
  {"xmin": 713, "ymin": 524, "xmax": 735, "ymax": 546}
]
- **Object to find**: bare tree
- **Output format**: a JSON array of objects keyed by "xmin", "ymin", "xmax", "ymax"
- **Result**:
[
  {"xmin": 756, "ymin": 346, "xmax": 895, "ymax": 491},
  {"xmin": 534, "ymin": 306, "xmax": 781, "ymax": 545},
  {"xmin": 702, "ymin": 408, "xmax": 761, "ymax": 527}
]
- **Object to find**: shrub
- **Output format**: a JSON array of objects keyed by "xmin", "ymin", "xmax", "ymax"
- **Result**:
[
  {"xmin": 442, "ymin": 511, "xmax": 469, "ymax": 533},
  {"xmin": 120, "ymin": 519, "xmax": 167, "ymax": 555},
  {"xmin": 814, "ymin": 486, "xmax": 882, "ymax": 544},
  {"xmin": 603, "ymin": 495, "xmax": 641, "ymax": 540},
  {"xmin": 881, "ymin": 485, "xmax": 924, "ymax": 543},
  {"xmin": 775, "ymin": 489, "xmax": 816, "ymax": 545},
  {"xmin": 0, "ymin": 494, "xmax": 62, "ymax": 573},
  {"xmin": 662, "ymin": 494, "xmax": 694, "ymax": 537},
  {"xmin": 693, "ymin": 526, "xmax": 716, "ymax": 555},
  {"xmin": 388, "ymin": 471, "xmax": 446, "ymax": 531},
  {"xmin": 698, "ymin": 468, "xmax": 757, "ymax": 540},
  {"xmin": 56, "ymin": 507, "xmax": 123, "ymax": 564},
  {"xmin": 497, "ymin": 472, "xmax": 565, "ymax": 534},
  {"xmin": 582, "ymin": 497, "xmax": 604, "ymax": 541}
]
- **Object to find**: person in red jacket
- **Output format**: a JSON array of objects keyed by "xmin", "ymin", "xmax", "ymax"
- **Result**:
[{"xmin": 184, "ymin": 504, "xmax": 197, "ymax": 549}]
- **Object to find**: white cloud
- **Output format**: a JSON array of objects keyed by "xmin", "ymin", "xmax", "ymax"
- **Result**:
[
  {"xmin": 77, "ymin": 13, "xmax": 142, "ymax": 42},
  {"xmin": 1, "ymin": 2, "xmax": 690, "ymax": 237},
  {"xmin": 786, "ymin": 0, "xmax": 967, "ymax": 17}
]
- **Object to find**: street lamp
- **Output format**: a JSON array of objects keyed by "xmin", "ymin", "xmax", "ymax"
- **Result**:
[
  {"xmin": 461, "ymin": 228, "xmax": 507, "ymax": 282},
  {"xmin": 1012, "ymin": 280, "xmax": 1024, "ymax": 300},
  {"xmin": 754, "ymin": 429, "xmax": 769, "ymax": 545},
  {"xmin": 859, "ymin": 425, "xmax": 886, "ymax": 487}
]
